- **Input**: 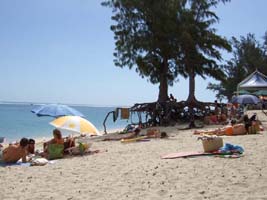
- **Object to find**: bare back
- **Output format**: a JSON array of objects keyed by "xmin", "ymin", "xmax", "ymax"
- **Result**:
[{"xmin": 2, "ymin": 145, "xmax": 27, "ymax": 163}]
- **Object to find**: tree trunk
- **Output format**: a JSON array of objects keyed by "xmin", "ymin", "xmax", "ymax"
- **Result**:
[
  {"xmin": 186, "ymin": 68, "xmax": 197, "ymax": 128},
  {"xmin": 158, "ymin": 58, "xmax": 169, "ymax": 102},
  {"xmin": 186, "ymin": 68, "xmax": 196, "ymax": 103}
]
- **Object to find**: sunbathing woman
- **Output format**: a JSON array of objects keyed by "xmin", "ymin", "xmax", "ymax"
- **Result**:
[
  {"xmin": 102, "ymin": 128, "xmax": 141, "ymax": 141},
  {"xmin": 43, "ymin": 129, "xmax": 64, "ymax": 152},
  {"xmin": 194, "ymin": 121, "xmax": 247, "ymax": 136}
]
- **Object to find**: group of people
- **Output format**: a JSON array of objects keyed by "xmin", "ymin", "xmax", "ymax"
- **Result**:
[
  {"xmin": 0, "ymin": 138, "xmax": 35, "ymax": 163},
  {"xmin": 0, "ymin": 129, "xmax": 76, "ymax": 164},
  {"xmin": 195, "ymin": 113, "xmax": 261, "ymax": 136}
]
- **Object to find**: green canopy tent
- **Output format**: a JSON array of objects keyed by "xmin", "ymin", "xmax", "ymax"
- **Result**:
[
  {"xmin": 233, "ymin": 90, "xmax": 251, "ymax": 95},
  {"xmin": 253, "ymin": 90, "xmax": 267, "ymax": 96}
]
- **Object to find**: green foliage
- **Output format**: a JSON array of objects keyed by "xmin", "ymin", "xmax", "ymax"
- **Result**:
[
  {"xmin": 102, "ymin": 0, "xmax": 231, "ymax": 102},
  {"xmin": 208, "ymin": 33, "xmax": 267, "ymax": 101},
  {"xmin": 177, "ymin": 0, "xmax": 231, "ymax": 102},
  {"xmin": 102, "ymin": 0, "xmax": 181, "ymax": 85}
]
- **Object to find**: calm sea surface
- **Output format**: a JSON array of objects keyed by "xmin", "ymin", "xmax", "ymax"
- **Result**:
[{"xmin": 0, "ymin": 104, "xmax": 137, "ymax": 142}]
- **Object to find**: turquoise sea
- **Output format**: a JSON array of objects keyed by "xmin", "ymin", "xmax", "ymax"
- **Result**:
[{"xmin": 0, "ymin": 104, "xmax": 136, "ymax": 142}]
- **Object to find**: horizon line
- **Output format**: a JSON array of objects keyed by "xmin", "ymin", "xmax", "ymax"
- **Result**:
[{"xmin": 0, "ymin": 100, "xmax": 132, "ymax": 108}]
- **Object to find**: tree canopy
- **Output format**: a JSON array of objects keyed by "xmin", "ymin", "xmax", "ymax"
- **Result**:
[
  {"xmin": 102, "ymin": 0, "xmax": 231, "ymax": 103},
  {"xmin": 208, "ymin": 32, "xmax": 267, "ymax": 100},
  {"xmin": 102, "ymin": 0, "xmax": 184, "ymax": 102},
  {"xmin": 176, "ymin": 0, "xmax": 231, "ymax": 103}
]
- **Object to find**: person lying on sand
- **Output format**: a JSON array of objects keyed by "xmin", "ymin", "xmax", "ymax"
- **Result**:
[
  {"xmin": 194, "ymin": 123, "xmax": 247, "ymax": 136},
  {"xmin": 146, "ymin": 128, "xmax": 169, "ymax": 138},
  {"xmin": 195, "ymin": 113, "xmax": 261, "ymax": 136},
  {"xmin": 102, "ymin": 128, "xmax": 141, "ymax": 141},
  {"xmin": 2, "ymin": 138, "xmax": 29, "ymax": 163}
]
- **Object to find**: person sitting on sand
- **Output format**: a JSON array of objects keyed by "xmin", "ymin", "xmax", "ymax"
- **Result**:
[
  {"xmin": 204, "ymin": 112, "xmax": 227, "ymax": 125},
  {"xmin": 2, "ymin": 138, "xmax": 29, "ymax": 163},
  {"xmin": 43, "ymin": 129, "xmax": 64, "ymax": 153},
  {"xmin": 63, "ymin": 135, "xmax": 76, "ymax": 154},
  {"xmin": 238, "ymin": 113, "xmax": 259, "ymax": 133},
  {"xmin": 169, "ymin": 93, "xmax": 177, "ymax": 102}
]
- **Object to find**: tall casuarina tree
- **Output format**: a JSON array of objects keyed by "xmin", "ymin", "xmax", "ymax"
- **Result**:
[
  {"xmin": 102, "ymin": 0, "xmax": 185, "ymax": 102},
  {"xmin": 176, "ymin": 0, "xmax": 231, "ymax": 126}
]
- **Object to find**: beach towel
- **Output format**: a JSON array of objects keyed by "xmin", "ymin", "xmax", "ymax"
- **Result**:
[
  {"xmin": 161, "ymin": 151, "xmax": 215, "ymax": 159},
  {"xmin": 120, "ymin": 136, "xmax": 148, "ymax": 143},
  {"xmin": 0, "ymin": 161, "xmax": 31, "ymax": 167},
  {"xmin": 48, "ymin": 144, "xmax": 64, "ymax": 160},
  {"xmin": 161, "ymin": 150, "xmax": 241, "ymax": 159},
  {"xmin": 218, "ymin": 143, "xmax": 244, "ymax": 154},
  {"xmin": 113, "ymin": 108, "xmax": 119, "ymax": 122},
  {"xmin": 121, "ymin": 108, "xmax": 130, "ymax": 119}
]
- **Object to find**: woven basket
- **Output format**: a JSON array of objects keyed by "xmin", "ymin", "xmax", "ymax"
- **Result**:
[{"xmin": 202, "ymin": 137, "xmax": 223, "ymax": 152}]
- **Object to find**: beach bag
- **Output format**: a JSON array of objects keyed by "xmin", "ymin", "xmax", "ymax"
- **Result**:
[
  {"xmin": 31, "ymin": 158, "xmax": 49, "ymax": 166},
  {"xmin": 201, "ymin": 136, "xmax": 223, "ymax": 152},
  {"xmin": 252, "ymin": 121, "xmax": 260, "ymax": 132},
  {"xmin": 248, "ymin": 125, "xmax": 257, "ymax": 134},
  {"xmin": 48, "ymin": 144, "xmax": 64, "ymax": 160}
]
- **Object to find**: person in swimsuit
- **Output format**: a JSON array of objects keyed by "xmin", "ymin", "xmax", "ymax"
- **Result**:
[
  {"xmin": 43, "ymin": 129, "xmax": 64, "ymax": 152},
  {"xmin": 2, "ymin": 138, "xmax": 29, "ymax": 163}
]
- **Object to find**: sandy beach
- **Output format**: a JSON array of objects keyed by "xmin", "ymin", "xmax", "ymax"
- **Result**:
[{"xmin": 1, "ymin": 110, "xmax": 267, "ymax": 200}]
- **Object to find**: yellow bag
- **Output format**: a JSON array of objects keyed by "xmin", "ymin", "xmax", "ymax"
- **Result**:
[{"xmin": 248, "ymin": 125, "xmax": 257, "ymax": 134}]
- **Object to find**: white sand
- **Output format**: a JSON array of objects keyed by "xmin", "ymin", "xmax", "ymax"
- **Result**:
[{"xmin": 1, "ymin": 110, "xmax": 267, "ymax": 199}]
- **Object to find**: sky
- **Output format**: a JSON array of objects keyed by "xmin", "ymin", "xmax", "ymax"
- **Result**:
[{"xmin": 0, "ymin": 0, "xmax": 267, "ymax": 106}]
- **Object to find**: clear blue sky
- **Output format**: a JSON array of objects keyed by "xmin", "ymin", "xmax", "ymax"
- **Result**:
[{"xmin": 0, "ymin": 0, "xmax": 266, "ymax": 106}]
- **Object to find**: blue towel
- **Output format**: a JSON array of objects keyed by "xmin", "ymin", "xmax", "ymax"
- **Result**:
[
  {"xmin": 0, "ymin": 161, "xmax": 31, "ymax": 167},
  {"xmin": 219, "ymin": 143, "xmax": 244, "ymax": 154}
]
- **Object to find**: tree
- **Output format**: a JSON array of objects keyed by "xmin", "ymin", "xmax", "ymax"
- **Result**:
[
  {"xmin": 177, "ymin": 0, "xmax": 231, "ymax": 103},
  {"xmin": 102, "ymin": 0, "xmax": 184, "ymax": 102},
  {"xmin": 175, "ymin": 0, "xmax": 231, "ymax": 127},
  {"xmin": 207, "ymin": 61, "xmax": 246, "ymax": 101},
  {"xmin": 208, "ymin": 33, "xmax": 267, "ymax": 101}
]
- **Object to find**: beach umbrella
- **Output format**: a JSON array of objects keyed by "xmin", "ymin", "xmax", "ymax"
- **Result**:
[
  {"xmin": 253, "ymin": 90, "xmax": 267, "ymax": 96},
  {"xmin": 31, "ymin": 104, "xmax": 84, "ymax": 118},
  {"xmin": 231, "ymin": 94, "xmax": 261, "ymax": 104},
  {"xmin": 50, "ymin": 116, "xmax": 101, "ymax": 136}
]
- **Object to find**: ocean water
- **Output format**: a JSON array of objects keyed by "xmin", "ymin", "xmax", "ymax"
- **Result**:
[{"xmin": 0, "ymin": 104, "xmax": 138, "ymax": 142}]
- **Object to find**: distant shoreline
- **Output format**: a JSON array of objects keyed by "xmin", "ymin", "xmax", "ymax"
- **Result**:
[{"xmin": 0, "ymin": 101, "xmax": 130, "ymax": 108}]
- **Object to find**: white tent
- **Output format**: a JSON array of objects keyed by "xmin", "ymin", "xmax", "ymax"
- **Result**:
[{"xmin": 238, "ymin": 70, "xmax": 267, "ymax": 92}]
